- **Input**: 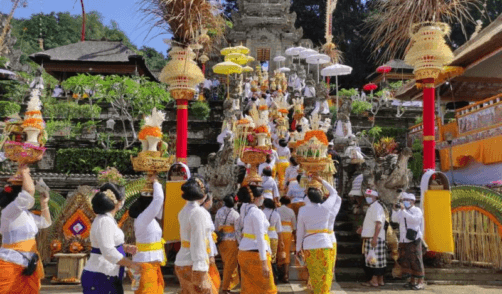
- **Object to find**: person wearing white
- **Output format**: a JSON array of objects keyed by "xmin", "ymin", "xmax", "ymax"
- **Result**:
[
  {"xmin": 215, "ymin": 195, "xmax": 240, "ymax": 293},
  {"xmin": 263, "ymin": 199, "xmax": 284, "ymax": 285},
  {"xmin": 203, "ymin": 78, "xmax": 213, "ymax": 90},
  {"xmin": 359, "ymin": 189, "xmax": 386, "ymax": 288},
  {"xmin": 174, "ymin": 177, "xmax": 215, "ymax": 293},
  {"xmin": 128, "ymin": 178, "xmax": 165, "ymax": 293},
  {"xmin": 212, "ymin": 78, "xmax": 220, "ymax": 89},
  {"xmin": 261, "ymin": 168, "xmax": 280, "ymax": 201},
  {"xmin": 283, "ymin": 157, "xmax": 300, "ymax": 189},
  {"xmin": 273, "ymin": 139, "xmax": 291, "ymax": 190},
  {"xmin": 276, "ymin": 196, "xmax": 297, "ymax": 281},
  {"xmin": 244, "ymin": 79, "xmax": 252, "ymax": 99},
  {"xmin": 235, "ymin": 185, "xmax": 277, "ymax": 293},
  {"xmin": 296, "ymin": 181, "xmax": 336, "ymax": 293},
  {"xmin": 392, "ymin": 192, "xmax": 425, "ymax": 290},
  {"xmin": 287, "ymin": 175, "xmax": 305, "ymax": 203},
  {"xmin": 202, "ymin": 194, "xmax": 221, "ymax": 291},
  {"xmin": 319, "ymin": 177, "xmax": 342, "ymax": 274},
  {"xmin": 258, "ymin": 154, "xmax": 276, "ymax": 177},
  {"xmin": 82, "ymin": 183, "xmax": 140, "ymax": 294},
  {"xmin": 0, "ymin": 166, "xmax": 52, "ymax": 294}
]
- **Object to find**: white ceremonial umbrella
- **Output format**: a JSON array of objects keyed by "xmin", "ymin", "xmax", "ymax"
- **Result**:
[
  {"xmin": 279, "ymin": 67, "xmax": 291, "ymax": 73},
  {"xmin": 299, "ymin": 49, "xmax": 318, "ymax": 74},
  {"xmin": 321, "ymin": 63, "xmax": 353, "ymax": 115},
  {"xmin": 306, "ymin": 54, "xmax": 330, "ymax": 82},
  {"xmin": 285, "ymin": 46, "xmax": 306, "ymax": 65},
  {"xmin": 273, "ymin": 55, "xmax": 286, "ymax": 68}
]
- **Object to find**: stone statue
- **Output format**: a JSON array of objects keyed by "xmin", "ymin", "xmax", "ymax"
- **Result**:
[
  {"xmin": 333, "ymin": 97, "xmax": 353, "ymax": 140},
  {"xmin": 201, "ymin": 133, "xmax": 240, "ymax": 199},
  {"xmin": 315, "ymin": 82, "xmax": 331, "ymax": 115}
]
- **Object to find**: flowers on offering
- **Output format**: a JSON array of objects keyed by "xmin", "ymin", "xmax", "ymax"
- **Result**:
[
  {"xmin": 363, "ymin": 83, "xmax": 378, "ymax": 92},
  {"xmin": 254, "ymin": 125, "xmax": 269, "ymax": 134},
  {"xmin": 278, "ymin": 108, "xmax": 289, "ymax": 114},
  {"xmin": 138, "ymin": 126, "xmax": 162, "ymax": 140},
  {"xmin": 51, "ymin": 239, "xmax": 62, "ymax": 254},
  {"xmin": 243, "ymin": 147, "xmax": 273, "ymax": 154},
  {"xmin": 69, "ymin": 241, "xmax": 84, "ymax": 253},
  {"xmin": 22, "ymin": 118, "xmax": 45, "ymax": 130},
  {"xmin": 302, "ymin": 130, "xmax": 329, "ymax": 146},
  {"xmin": 237, "ymin": 119, "xmax": 251, "ymax": 125},
  {"xmin": 259, "ymin": 105, "xmax": 268, "ymax": 111},
  {"xmin": 487, "ymin": 180, "xmax": 502, "ymax": 188},
  {"xmin": 24, "ymin": 110, "xmax": 41, "ymax": 116}
]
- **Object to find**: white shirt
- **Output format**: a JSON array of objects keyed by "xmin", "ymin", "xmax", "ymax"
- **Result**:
[
  {"xmin": 284, "ymin": 165, "xmax": 299, "ymax": 183},
  {"xmin": 277, "ymin": 205, "xmax": 296, "ymax": 232},
  {"xmin": 133, "ymin": 181, "xmax": 164, "ymax": 263},
  {"xmin": 263, "ymin": 208, "xmax": 282, "ymax": 239},
  {"xmin": 215, "ymin": 206, "xmax": 240, "ymax": 242},
  {"xmin": 287, "ymin": 181, "xmax": 305, "ymax": 202},
  {"xmin": 296, "ymin": 202, "xmax": 335, "ymax": 252},
  {"xmin": 244, "ymin": 83, "xmax": 252, "ymax": 98},
  {"xmin": 273, "ymin": 143, "xmax": 291, "ymax": 163},
  {"xmin": 213, "ymin": 79, "xmax": 220, "ymax": 88},
  {"xmin": 202, "ymin": 208, "xmax": 217, "ymax": 257},
  {"xmin": 321, "ymin": 180, "xmax": 342, "ymax": 244},
  {"xmin": 361, "ymin": 201, "xmax": 386, "ymax": 240},
  {"xmin": 258, "ymin": 159, "xmax": 276, "ymax": 176},
  {"xmin": 304, "ymin": 86, "xmax": 315, "ymax": 98},
  {"xmin": 236, "ymin": 204, "xmax": 271, "ymax": 260},
  {"xmin": 0, "ymin": 191, "xmax": 51, "ymax": 267},
  {"xmin": 175, "ymin": 201, "xmax": 210, "ymax": 271},
  {"xmin": 262, "ymin": 176, "xmax": 280, "ymax": 200},
  {"xmin": 391, "ymin": 207, "xmax": 424, "ymax": 243},
  {"xmin": 84, "ymin": 213, "xmax": 125, "ymax": 277},
  {"xmin": 203, "ymin": 79, "xmax": 212, "ymax": 89}
]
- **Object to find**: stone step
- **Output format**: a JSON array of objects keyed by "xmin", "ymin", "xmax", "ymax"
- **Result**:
[
  {"xmin": 334, "ymin": 231, "xmax": 360, "ymax": 242},
  {"xmin": 336, "ymin": 242, "xmax": 364, "ymax": 254},
  {"xmin": 334, "ymin": 221, "xmax": 354, "ymax": 231}
]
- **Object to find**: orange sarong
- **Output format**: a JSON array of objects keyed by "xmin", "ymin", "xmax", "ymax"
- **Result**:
[
  {"xmin": 175, "ymin": 266, "xmax": 218, "ymax": 294},
  {"xmin": 135, "ymin": 262, "xmax": 164, "ymax": 294},
  {"xmin": 277, "ymin": 232, "xmax": 293, "ymax": 266},
  {"xmin": 289, "ymin": 202, "xmax": 306, "ymax": 217},
  {"xmin": 208, "ymin": 262, "xmax": 221, "ymax": 291},
  {"xmin": 0, "ymin": 239, "xmax": 43, "ymax": 294},
  {"xmin": 218, "ymin": 240, "xmax": 239, "ymax": 291},
  {"xmin": 237, "ymin": 250, "xmax": 277, "ymax": 294}
]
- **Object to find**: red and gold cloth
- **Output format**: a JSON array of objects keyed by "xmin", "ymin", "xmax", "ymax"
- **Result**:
[
  {"xmin": 237, "ymin": 251, "xmax": 277, "ymax": 294},
  {"xmin": 218, "ymin": 240, "xmax": 239, "ymax": 291},
  {"xmin": 175, "ymin": 266, "xmax": 218, "ymax": 294},
  {"xmin": 0, "ymin": 239, "xmax": 43, "ymax": 294},
  {"xmin": 304, "ymin": 248, "xmax": 334, "ymax": 294},
  {"xmin": 134, "ymin": 262, "xmax": 164, "ymax": 294}
]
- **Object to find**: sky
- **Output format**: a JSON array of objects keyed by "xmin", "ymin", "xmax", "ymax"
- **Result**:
[{"xmin": 0, "ymin": 0, "xmax": 171, "ymax": 56}]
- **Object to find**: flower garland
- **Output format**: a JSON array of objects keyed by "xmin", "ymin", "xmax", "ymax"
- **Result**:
[
  {"xmin": 138, "ymin": 126, "xmax": 162, "ymax": 140},
  {"xmin": 69, "ymin": 241, "xmax": 84, "ymax": 253},
  {"xmin": 278, "ymin": 109, "xmax": 289, "ymax": 114},
  {"xmin": 25, "ymin": 110, "xmax": 42, "ymax": 116},
  {"xmin": 254, "ymin": 125, "xmax": 269, "ymax": 134},
  {"xmin": 302, "ymin": 130, "xmax": 329, "ymax": 146},
  {"xmin": 22, "ymin": 118, "xmax": 45, "ymax": 130},
  {"xmin": 258, "ymin": 105, "xmax": 268, "ymax": 111},
  {"xmin": 237, "ymin": 119, "xmax": 250, "ymax": 125}
]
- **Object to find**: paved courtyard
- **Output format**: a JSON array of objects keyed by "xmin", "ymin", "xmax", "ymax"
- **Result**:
[{"xmin": 40, "ymin": 282, "xmax": 502, "ymax": 293}]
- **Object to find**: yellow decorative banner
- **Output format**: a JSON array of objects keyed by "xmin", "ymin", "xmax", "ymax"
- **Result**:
[
  {"xmin": 163, "ymin": 181, "xmax": 186, "ymax": 243},
  {"xmin": 423, "ymin": 190, "xmax": 454, "ymax": 253}
]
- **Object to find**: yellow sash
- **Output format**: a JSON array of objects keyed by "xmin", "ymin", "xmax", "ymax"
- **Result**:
[
  {"xmin": 243, "ymin": 233, "xmax": 271, "ymax": 246},
  {"xmin": 279, "ymin": 156, "xmax": 288, "ymax": 160},
  {"xmin": 264, "ymin": 190, "xmax": 272, "ymax": 194},
  {"xmin": 137, "ymin": 238, "xmax": 167, "ymax": 266},
  {"xmin": 281, "ymin": 221, "xmax": 292, "ymax": 227},
  {"xmin": 181, "ymin": 238, "xmax": 211, "ymax": 253},
  {"xmin": 306, "ymin": 229, "xmax": 330, "ymax": 234},
  {"xmin": 2, "ymin": 239, "xmax": 44, "ymax": 279},
  {"xmin": 220, "ymin": 225, "xmax": 235, "ymax": 233},
  {"xmin": 268, "ymin": 226, "xmax": 276, "ymax": 231}
]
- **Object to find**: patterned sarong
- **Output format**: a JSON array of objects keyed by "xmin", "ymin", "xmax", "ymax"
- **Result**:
[
  {"xmin": 208, "ymin": 262, "xmax": 221, "ymax": 291},
  {"xmin": 363, "ymin": 238, "xmax": 387, "ymax": 269},
  {"xmin": 304, "ymin": 248, "xmax": 334, "ymax": 294},
  {"xmin": 0, "ymin": 259, "xmax": 41, "ymax": 294},
  {"xmin": 398, "ymin": 239, "xmax": 425, "ymax": 278},
  {"xmin": 276, "ymin": 161, "xmax": 290, "ymax": 193},
  {"xmin": 331, "ymin": 242, "xmax": 337, "ymax": 272},
  {"xmin": 270, "ymin": 238, "xmax": 279, "ymax": 263},
  {"xmin": 237, "ymin": 251, "xmax": 277, "ymax": 294},
  {"xmin": 277, "ymin": 232, "xmax": 293, "ymax": 266},
  {"xmin": 175, "ymin": 266, "xmax": 218, "ymax": 294},
  {"xmin": 218, "ymin": 240, "xmax": 239, "ymax": 291},
  {"xmin": 134, "ymin": 262, "xmax": 164, "ymax": 294}
]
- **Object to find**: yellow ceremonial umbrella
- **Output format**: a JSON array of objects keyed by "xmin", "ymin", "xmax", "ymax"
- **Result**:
[
  {"xmin": 247, "ymin": 56, "xmax": 255, "ymax": 63},
  {"xmin": 220, "ymin": 44, "xmax": 250, "ymax": 56},
  {"xmin": 234, "ymin": 44, "xmax": 250, "ymax": 55},
  {"xmin": 225, "ymin": 53, "xmax": 248, "ymax": 65},
  {"xmin": 242, "ymin": 65, "xmax": 254, "ymax": 78},
  {"xmin": 213, "ymin": 61, "xmax": 243, "ymax": 99}
]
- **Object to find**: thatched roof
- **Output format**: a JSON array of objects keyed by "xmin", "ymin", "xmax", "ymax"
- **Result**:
[{"xmin": 29, "ymin": 41, "xmax": 158, "ymax": 82}]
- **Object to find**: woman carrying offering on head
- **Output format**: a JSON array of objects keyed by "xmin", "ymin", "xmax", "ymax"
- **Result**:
[
  {"xmin": 296, "ymin": 179, "xmax": 336, "ymax": 294},
  {"xmin": 128, "ymin": 174, "xmax": 165, "ymax": 294},
  {"xmin": 174, "ymin": 177, "xmax": 217, "ymax": 294},
  {"xmin": 0, "ymin": 166, "xmax": 51, "ymax": 294},
  {"xmin": 235, "ymin": 185, "xmax": 277, "ymax": 294},
  {"xmin": 81, "ymin": 182, "xmax": 141, "ymax": 294}
]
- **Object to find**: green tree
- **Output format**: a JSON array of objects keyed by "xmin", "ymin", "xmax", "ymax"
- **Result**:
[{"xmin": 139, "ymin": 46, "xmax": 167, "ymax": 71}]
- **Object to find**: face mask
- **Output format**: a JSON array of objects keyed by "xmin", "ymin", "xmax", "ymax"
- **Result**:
[
  {"xmin": 403, "ymin": 201, "xmax": 411, "ymax": 209},
  {"xmin": 119, "ymin": 200, "xmax": 125, "ymax": 210},
  {"xmin": 365, "ymin": 197, "xmax": 373, "ymax": 204}
]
